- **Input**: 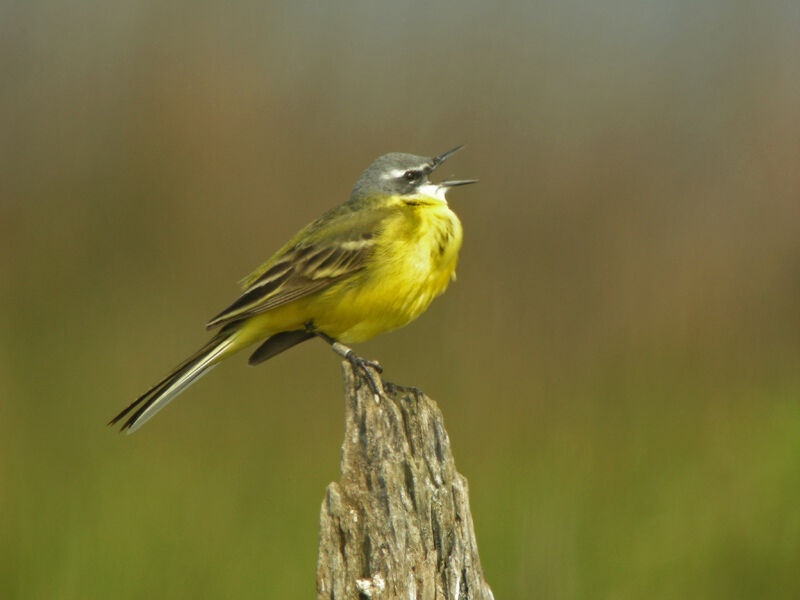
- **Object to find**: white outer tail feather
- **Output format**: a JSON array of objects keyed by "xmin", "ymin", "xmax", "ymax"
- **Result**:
[{"xmin": 125, "ymin": 338, "xmax": 235, "ymax": 434}]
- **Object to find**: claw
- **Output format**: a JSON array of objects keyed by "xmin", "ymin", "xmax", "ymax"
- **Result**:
[
  {"xmin": 309, "ymin": 326, "xmax": 386, "ymax": 402},
  {"xmin": 385, "ymin": 382, "xmax": 422, "ymax": 398},
  {"xmin": 345, "ymin": 351, "xmax": 384, "ymax": 401}
]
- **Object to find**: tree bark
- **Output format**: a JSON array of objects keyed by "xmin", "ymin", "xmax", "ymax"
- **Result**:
[{"xmin": 316, "ymin": 362, "xmax": 494, "ymax": 600}]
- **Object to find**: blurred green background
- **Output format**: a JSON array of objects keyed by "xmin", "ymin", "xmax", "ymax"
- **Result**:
[{"xmin": 2, "ymin": 1, "xmax": 799, "ymax": 598}]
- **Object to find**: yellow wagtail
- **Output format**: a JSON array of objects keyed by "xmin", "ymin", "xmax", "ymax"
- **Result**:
[{"xmin": 110, "ymin": 146, "xmax": 476, "ymax": 433}]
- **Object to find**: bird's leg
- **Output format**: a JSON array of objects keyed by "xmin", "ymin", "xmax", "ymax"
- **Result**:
[{"xmin": 306, "ymin": 323, "xmax": 384, "ymax": 400}]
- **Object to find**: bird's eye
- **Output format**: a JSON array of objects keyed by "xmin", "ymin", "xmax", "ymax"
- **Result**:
[{"xmin": 404, "ymin": 170, "xmax": 422, "ymax": 183}]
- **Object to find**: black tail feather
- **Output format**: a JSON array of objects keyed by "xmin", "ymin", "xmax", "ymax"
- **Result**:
[
  {"xmin": 109, "ymin": 334, "xmax": 226, "ymax": 432},
  {"xmin": 248, "ymin": 330, "xmax": 314, "ymax": 365}
]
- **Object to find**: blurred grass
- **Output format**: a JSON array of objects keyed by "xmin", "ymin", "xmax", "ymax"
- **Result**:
[{"xmin": 2, "ymin": 1, "xmax": 800, "ymax": 598}]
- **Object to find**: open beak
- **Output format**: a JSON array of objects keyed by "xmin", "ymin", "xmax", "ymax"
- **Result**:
[
  {"xmin": 431, "ymin": 146, "xmax": 478, "ymax": 188},
  {"xmin": 439, "ymin": 179, "xmax": 479, "ymax": 188},
  {"xmin": 432, "ymin": 145, "xmax": 464, "ymax": 166}
]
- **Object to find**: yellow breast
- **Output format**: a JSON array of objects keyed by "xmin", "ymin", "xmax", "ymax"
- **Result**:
[{"xmin": 311, "ymin": 199, "xmax": 463, "ymax": 343}]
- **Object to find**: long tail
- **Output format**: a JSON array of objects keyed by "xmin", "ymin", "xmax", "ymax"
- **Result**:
[{"xmin": 109, "ymin": 332, "xmax": 238, "ymax": 434}]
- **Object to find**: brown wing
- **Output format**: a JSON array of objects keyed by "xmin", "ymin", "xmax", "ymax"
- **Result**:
[{"xmin": 205, "ymin": 234, "xmax": 375, "ymax": 329}]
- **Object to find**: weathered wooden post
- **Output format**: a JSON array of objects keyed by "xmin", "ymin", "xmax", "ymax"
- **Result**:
[{"xmin": 316, "ymin": 362, "xmax": 494, "ymax": 599}]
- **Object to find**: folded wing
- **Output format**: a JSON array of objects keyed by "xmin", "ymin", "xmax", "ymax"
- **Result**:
[{"xmin": 206, "ymin": 205, "xmax": 387, "ymax": 329}]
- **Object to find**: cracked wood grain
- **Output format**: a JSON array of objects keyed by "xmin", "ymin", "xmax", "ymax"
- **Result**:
[{"xmin": 316, "ymin": 362, "xmax": 494, "ymax": 600}]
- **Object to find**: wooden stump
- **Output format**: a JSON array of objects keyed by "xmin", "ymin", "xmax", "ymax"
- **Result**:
[{"xmin": 316, "ymin": 362, "xmax": 494, "ymax": 600}]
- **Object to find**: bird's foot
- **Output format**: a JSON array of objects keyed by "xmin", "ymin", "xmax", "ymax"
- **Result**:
[
  {"xmin": 343, "ymin": 350, "xmax": 384, "ymax": 401},
  {"xmin": 384, "ymin": 381, "xmax": 423, "ymax": 398},
  {"xmin": 309, "ymin": 324, "xmax": 384, "ymax": 402}
]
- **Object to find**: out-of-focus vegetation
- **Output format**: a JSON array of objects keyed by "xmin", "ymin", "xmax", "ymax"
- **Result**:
[{"xmin": 2, "ymin": 1, "xmax": 799, "ymax": 598}]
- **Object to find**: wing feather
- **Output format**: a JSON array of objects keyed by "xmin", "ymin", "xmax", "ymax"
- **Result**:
[{"xmin": 205, "ymin": 206, "xmax": 383, "ymax": 330}]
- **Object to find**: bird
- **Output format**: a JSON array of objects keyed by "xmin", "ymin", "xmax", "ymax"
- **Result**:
[{"xmin": 109, "ymin": 146, "xmax": 476, "ymax": 433}]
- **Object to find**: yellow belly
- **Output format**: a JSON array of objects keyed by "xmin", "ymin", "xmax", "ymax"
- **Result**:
[
  {"xmin": 311, "ymin": 256, "xmax": 458, "ymax": 342},
  {"xmin": 236, "ymin": 201, "xmax": 463, "ymax": 345}
]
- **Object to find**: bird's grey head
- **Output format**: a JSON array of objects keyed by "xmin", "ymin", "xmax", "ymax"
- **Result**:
[{"xmin": 350, "ymin": 146, "xmax": 476, "ymax": 203}]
